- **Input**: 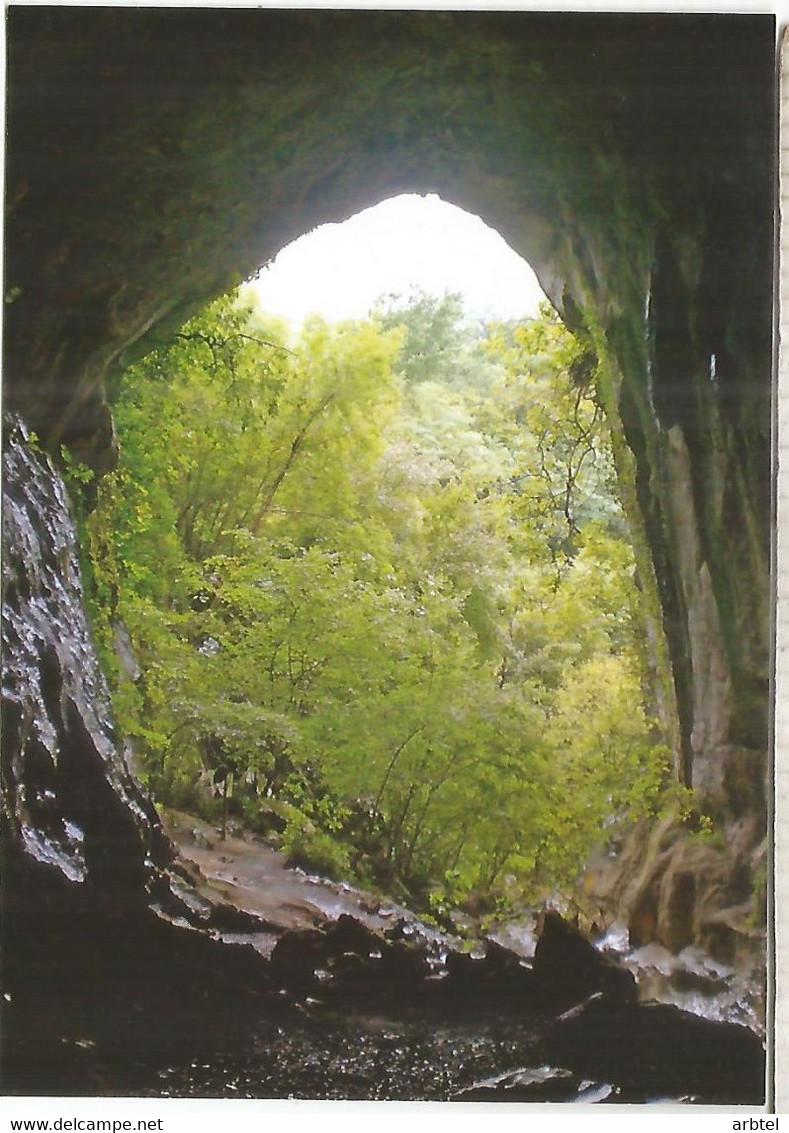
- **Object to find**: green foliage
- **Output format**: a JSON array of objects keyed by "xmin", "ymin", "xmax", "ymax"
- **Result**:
[
  {"xmin": 281, "ymin": 822, "xmax": 352, "ymax": 881},
  {"xmin": 82, "ymin": 288, "xmax": 678, "ymax": 914},
  {"xmin": 373, "ymin": 289, "xmax": 478, "ymax": 387}
]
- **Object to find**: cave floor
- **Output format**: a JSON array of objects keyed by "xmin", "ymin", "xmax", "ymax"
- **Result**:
[
  {"xmin": 1, "ymin": 813, "xmax": 765, "ymax": 1104},
  {"xmin": 163, "ymin": 809, "xmax": 422, "ymax": 949}
]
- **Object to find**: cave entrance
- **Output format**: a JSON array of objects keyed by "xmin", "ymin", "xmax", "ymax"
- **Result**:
[
  {"xmin": 5, "ymin": 8, "xmax": 770, "ymax": 843},
  {"xmin": 80, "ymin": 190, "xmax": 665, "ymax": 926},
  {"xmin": 1, "ymin": 11, "xmax": 774, "ymax": 1103},
  {"xmin": 250, "ymin": 193, "xmax": 547, "ymax": 330}
]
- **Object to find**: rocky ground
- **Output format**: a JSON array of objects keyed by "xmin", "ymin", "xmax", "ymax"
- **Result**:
[
  {"xmin": 163, "ymin": 809, "xmax": 433, "ymax": 947},
  {"xmin": 2, "ymin": 810, "xmax": 767, "ymax": 1104},
  {"xmin": 138, "ymin": 811, "xmax": 765, "ymax": 1105}
]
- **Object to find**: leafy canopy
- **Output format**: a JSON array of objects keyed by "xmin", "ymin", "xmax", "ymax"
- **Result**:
[{"xmin": 78, "ymin": 289, "xmax": 676, "ymax": 915}]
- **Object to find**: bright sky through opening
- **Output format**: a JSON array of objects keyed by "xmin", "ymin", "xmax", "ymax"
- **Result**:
[{"xmin": 249, "ymin": 194, "xmax": 547, "ymax": 329}]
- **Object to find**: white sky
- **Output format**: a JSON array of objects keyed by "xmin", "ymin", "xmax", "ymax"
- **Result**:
[{"xmin": 248, "ymin": 194, "xmax": 547, "ymax": 329}]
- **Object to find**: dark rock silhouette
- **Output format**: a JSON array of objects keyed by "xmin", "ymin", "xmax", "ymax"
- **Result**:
[
  {"xmin": 532, "ymin": 910, "xmax": 637, "ymax": 1009},
  {"xmin": 543, "ymin": 993, "xmax": 765, "ymax": 1105}
]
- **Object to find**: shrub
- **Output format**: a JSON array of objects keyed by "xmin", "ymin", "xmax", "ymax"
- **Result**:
[{"xmin": 281, "ymin": 822, "xmax": 352, "ymax": 881}]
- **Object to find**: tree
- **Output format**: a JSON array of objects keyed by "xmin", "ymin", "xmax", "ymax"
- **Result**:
[{"xmin": 81, "ymin": 288, "xmax": 673, "ymax": 914}]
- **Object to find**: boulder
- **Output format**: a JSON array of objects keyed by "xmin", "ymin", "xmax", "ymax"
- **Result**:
[
  {"xmin": 445, "ymin": 941, "xmax": 536, "ymax": 1006},
  {"xmin": 542, "ymin": 993, "xmax": 765, "ymax": 1104},
  {"xmin": 532, "ymin": 911, "xmax": 636, "ymax": 1009},
  {"xmin": 269, "ymin": 914, "xmax": 433, "ymax": 1001}
]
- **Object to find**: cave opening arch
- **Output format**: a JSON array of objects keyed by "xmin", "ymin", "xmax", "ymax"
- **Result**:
[
  {"xmin": 3, "ymin": 6, "xmax": 774, "ymax": 976},
  {"xmin": 100, "ymin": 188, "xmax": 649, "ymax": 919}
]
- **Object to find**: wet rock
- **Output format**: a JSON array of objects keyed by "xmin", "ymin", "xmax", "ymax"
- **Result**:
[
  {"xmin": 542, "ymin": 993, "xmax": 765, "ymax": 1105},
  {"xmin": 1, "ymin": 417, "xmax": 172, "ymax": 905},
  {"xmin": 207, "ymin": 902, "xmax": 277, "ymax": 935},
  {"xmin": 377, "ymin": 942, "xmax": 432, "ymax": 988},
  {"xmin": 325, "ymin": 914, "xmax": 386, "ymax": 958},
  {"xmin": 573, "ymin": 1081, "xmax": 618, "ymax": 1103},
  {"xmin": 452, "ymin": 1064, "xmax": 620, "ymax": 1103},
  {"xmin": 269, "ymin": 915, "xmax": 432, "ymax": 1000},
  {"xmin": 452, "ymin": 1064, "xmax": 577, "ymax": 1101},
  {"xmin": 485, "ymin": 914, "xmax": 538, "ymax": 959},
  {"xmin": 532, "ymin": 911, "xmax": 636, "ymax": 1009},
  {"xmin": 270, "ymin": 928, "xmax": 328, "ymax": 984},
  {"xmin": 445, "ymin": 940, "xmax": 536, "ymax": 1005}
]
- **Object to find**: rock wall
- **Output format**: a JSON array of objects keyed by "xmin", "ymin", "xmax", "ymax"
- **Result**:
[
  {"xmin": 1, "ymin": 417, "xmax": 287, "ymax": 1089},
  {"xmin": 2, "ymin": 415, "xmax": 169, "ymax": 905},
  {"xmin": 3, "ymin": 10, "xmax": 775, "ymax": 957}
]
